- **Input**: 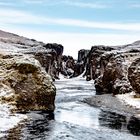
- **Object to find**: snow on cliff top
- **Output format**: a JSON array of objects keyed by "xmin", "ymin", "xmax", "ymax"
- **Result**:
[
  {"xmin": 0, "ymin": 29, "xmax": 44, "ymax": 47},
  {"xmin": 117, "ymin": 93, "xmax": 140, "ymax": 111},
  {"xmin": 0, "ymin": 30, "xmax": 56, "ymax": 54}
]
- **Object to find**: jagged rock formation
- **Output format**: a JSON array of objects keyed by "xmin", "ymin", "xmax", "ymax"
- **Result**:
[
  {"xmin": 35, "ymin": 43, "xmax": 63, "ymax": 80},
  {"xmin": 0, "ymin": 30, "xmax": 64, "ymax": 80},
  {"xmin": 60, "ymin": 49, "xmax": 90, "ymax": 78},
  {"xmin": 0, "ymin": 30, "xmax": 57, "ymax": 112},
  {"xmin": 78, "ymin": 49, "xmax": 89, "ymax": 63},
  {"xmin": 0, "ymin": 54, "xmax": 56, "ymax": 112},
  {"xmin": 128, "ymin": 58, "xmax": 140, "ymax": 97},
  {"xmin": 85, "ymin": 46, "xmax": 114, "ymax": 81},
  {"xmin": 61, "ymin": 55, "xmax": 75, "ymax": 77},
  {"xmin": 78, "ymin": 42, "xmax": 140, "ymax": 95},
  {"xmin": 74, "ymin": 49, "xmax": 90, "ymax": 77},
  {"xmin": 60, "ymin": 53, "xmax": 86, "ymax": 78}
]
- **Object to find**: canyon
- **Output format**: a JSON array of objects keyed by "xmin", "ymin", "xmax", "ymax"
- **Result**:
[{"xmin": 0, "ymin": 30, "xmax": 140, "ymax": 139}]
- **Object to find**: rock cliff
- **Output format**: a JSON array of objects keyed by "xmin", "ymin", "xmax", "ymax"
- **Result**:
[
  {"xmin": 128, "ymin": 58, "xmax": 140, "ymax": 97},
  {"xmin": 0, "ymin": 30, "xmax": 64, "ymax": 80},
  {"xmin": 0, "ymin": 30, "xmax": 57, "ymax": 112},
  {"xmin": 78, "ymin": 42, "xmax": 140, "ymax": 96}
]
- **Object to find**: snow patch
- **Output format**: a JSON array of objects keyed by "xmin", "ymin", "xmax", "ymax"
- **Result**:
[
  {"xmin": 117, "ymin": 93, "xmax": 140, "ymax": 109},
  {"xmin": 0, "ymin": 90, "xmax": 27, "ymax": 138}
]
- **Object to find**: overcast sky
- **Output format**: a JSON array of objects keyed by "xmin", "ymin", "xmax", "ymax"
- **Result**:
[{"xmin": 0, "ymin": 0, "xmax": 140, "ymax": 58}]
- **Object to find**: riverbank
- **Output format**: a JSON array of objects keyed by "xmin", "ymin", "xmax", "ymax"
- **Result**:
[{"xmin": 83, "ymin": 94, "xmax": 140, "ymax": 118}]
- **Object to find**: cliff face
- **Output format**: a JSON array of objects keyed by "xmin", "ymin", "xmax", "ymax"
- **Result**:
[
  {"xmin": 0, "ymin": 30, "xmax": 57, "ymax": 112},
  {"xmin": 60, "ymin": 49, "xmax": 90, "ymax": 78},
  {"xmin": 0, "ymin": 54, "xmax": 56, "ymax": 112},
  {"xmin": 78, "ymin": 42, "xmax": 140, "ymax": 96},
  {"xmin": 75, "ymin": 49, "xmax": 90, "ymax": 77},
  {"xmin": 84, "ymin": 46, "xmax": 114, "ymax": 81},
  {"xmin": 128, "ymin": 58, "xmax": 140, "ymax": 97},
  {"xmin": 35, "ymin": 43, "xmax": 63, "ymax": 80},
  {"xmin": 0, "ymin": 30, "xmax": 64, "ymax": 80},
  {"xmin": 95, "ymin": 52, "xmax": 139, "ymax": 95},
  {"xmin": 60, "ymin": 55, "xmax": 75, "ymax": 77},
  {"xmin": 60, "ymin": 53, "xmax": 87, "ymax": 78}
]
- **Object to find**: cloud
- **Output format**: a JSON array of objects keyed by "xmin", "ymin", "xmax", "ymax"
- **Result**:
[
  {"xmin": 23, "ymin": 0, "xmax": 45, "ymax": 4},
  {"xmin": 63, "ymin": 1, "xmax": 108, "ymax": 9},
  {"xmin": 0, "ymin": 8, "xmax": 140, "ymax": 32},
  {"xmin": 130, "ymin": 4, "xmax": 140, "ymax": 8},
  {"xmin": 45, "ymin": 18, "xmax": 140, "ymax": 32},
  {"xmin": 0, "ymin": 2, "xmax": 16, "ymax": 6},
  {"xmin": 22, "ymin": 0, "xmax": 108, "ymax": 8},
  {"xmin": 0, "ymin": 9, "xmax": 40, "ymax": 24},
  {"xmin": 127, "ymin": 1, "xmax": 140, "ymax": 8}
]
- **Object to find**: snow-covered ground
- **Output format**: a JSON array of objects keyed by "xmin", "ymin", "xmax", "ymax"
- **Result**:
[
  {"xmin": 117, "ymin": 93, "xmax": 140, "ymax": 110},
  {"xmin": 0, "ymin": 94, "xmax": 27, "ymax": 138}
]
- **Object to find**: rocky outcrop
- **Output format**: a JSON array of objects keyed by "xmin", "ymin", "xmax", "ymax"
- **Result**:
[
  {"xmin": 0, "ymin": 54, "xmax": 56, "ymax": 112},
  {"xmin": 60, "ymin": 54, "xmax": 86, "ymax": 78},
  {"xmin": 61, "ymin": 55, "xmax": 75, "ymax": 77},
  {"xmin": 80, "ymin": 42, "xmax": 140, "ymax": 96},
  {"xmin": 78, "ymin": 49, "xmax": 89, "ymax": 63},
  {"xmin": 60, "ymin": 49, "xmax": 90, "ymax": 78},
  {"xmin": 35, "ymin": 43, "xmax": 63, "ymax": 80},
  {"xmin": 128, "ymin": 58, "xmax": 140, "ymax": 97},
  {"xmin": 83, "ymin": 46, "xmax": 114, "ymax": 81},
  {"xmin": 0, "ymin": 30, "xmax": 64, "ymax": 80},
  {"xmin": 95, "ymin": 53, "xmax": 132, "ymax": 94},
  {"xmin": 73, "ymin": 49, "xmax": 90, "ymax": 77},
  {"xmin": 0, "ymin": 30, "xmax": 57, "ymax": 112}
]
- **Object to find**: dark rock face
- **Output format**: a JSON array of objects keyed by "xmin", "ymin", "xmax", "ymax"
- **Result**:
[
  {"xmin": 61, "ymin": 55, "xmax": 75, "ymax": 77},
  {"xmin": 128, "ymin": 58, "xmax": 140, "ymax": 96},
  {"xmin": 35, "ymin": 43, "xmax": 64, "ymax": 80},
  {"xmin": 72, "ymin": 49, "xmax": 90, "ymax": 77},
  {"xmin": 0, "ymin": 30, "xmax": 59, "ymax": 112},
  {"xmin": 95, "ymin": 54, "xmax": 133, "ymax": 94},
  {"xmin": 85, "ymin": 46, "xmax": 114, "ymax": 81},
  {"xmin": 73, "ymin": 62, "xmax": 85, "ymax": 77},
  {"xmin": 78, "ymin": 49, "xmax": 89, "ymax": 63},
  {"xmin": 60, "ymin": 51, "xmax": 87, "ymax": 78},
  {"xmin": 127, "ymin": 116, "xmax": 140, "ymax": 136},
  {"xmin": 43, "ymin": 43, "xmax": 64, "ymax": 56},
  {"xmin": 81, "ymin": 43, "xmax": 140, "ymax": 95}
]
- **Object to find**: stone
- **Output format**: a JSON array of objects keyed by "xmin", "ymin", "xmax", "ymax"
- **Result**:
[
  {"xmin": 79, "ymin": 42, "xmax": 140, "ymax": 95},
  {"xmin": 128, "ymin": 58, "xmax": 140, "ymax": 96},
  {"xmin": 60, "ymin": 55, "xmax": 75, "ymax": 77},
  {"xmin": 0, "ymin": 54, "xmax": 56, "ymax": 112}
]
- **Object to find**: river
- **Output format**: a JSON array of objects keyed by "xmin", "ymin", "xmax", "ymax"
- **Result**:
[{"xmin": 3, "ymin": 76, "xmax": 140, "ymax": 140}]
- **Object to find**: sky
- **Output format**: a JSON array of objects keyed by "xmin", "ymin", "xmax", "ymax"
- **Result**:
[{"xmin": 0, "ymin": 0, "xmax": 140, "ymax": 58}]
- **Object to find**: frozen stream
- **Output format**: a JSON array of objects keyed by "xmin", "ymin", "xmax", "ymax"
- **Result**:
[{"xmin": 2, "ymin": 77, "xmax": 140, "ymax": 139}]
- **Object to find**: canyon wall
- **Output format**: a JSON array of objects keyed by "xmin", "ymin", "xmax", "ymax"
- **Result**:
[
  {"xmin": 0, "ymin": 30, "xmax": 58, "ymax": 112},
  {"xmin": 78, "ymin": 42, "xmax": 140, "ymax": 96}
]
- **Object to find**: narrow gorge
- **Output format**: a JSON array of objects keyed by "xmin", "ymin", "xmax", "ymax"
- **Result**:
[{"xmin": 0, "ymin": 30, "xmax": 140, "ymax": 140}]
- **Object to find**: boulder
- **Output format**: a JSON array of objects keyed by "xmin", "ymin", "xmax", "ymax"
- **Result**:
[
  {"xmin": 96, "ymin": 54, "xmax": 133, "ymax": 94},
  {"xmin": 0, "ymin": 53, "xmax": 56, "ymax": 112}
]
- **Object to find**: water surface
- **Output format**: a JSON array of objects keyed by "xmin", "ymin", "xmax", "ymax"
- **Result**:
[{"xmin": 3, "ymin": 77, "xmax": 140, "ymax": 139}]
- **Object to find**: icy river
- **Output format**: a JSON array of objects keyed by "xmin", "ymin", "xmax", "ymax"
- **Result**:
[{"xmin": 1, "ymin": 77, "xmax": 140, "ymax": 140}]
